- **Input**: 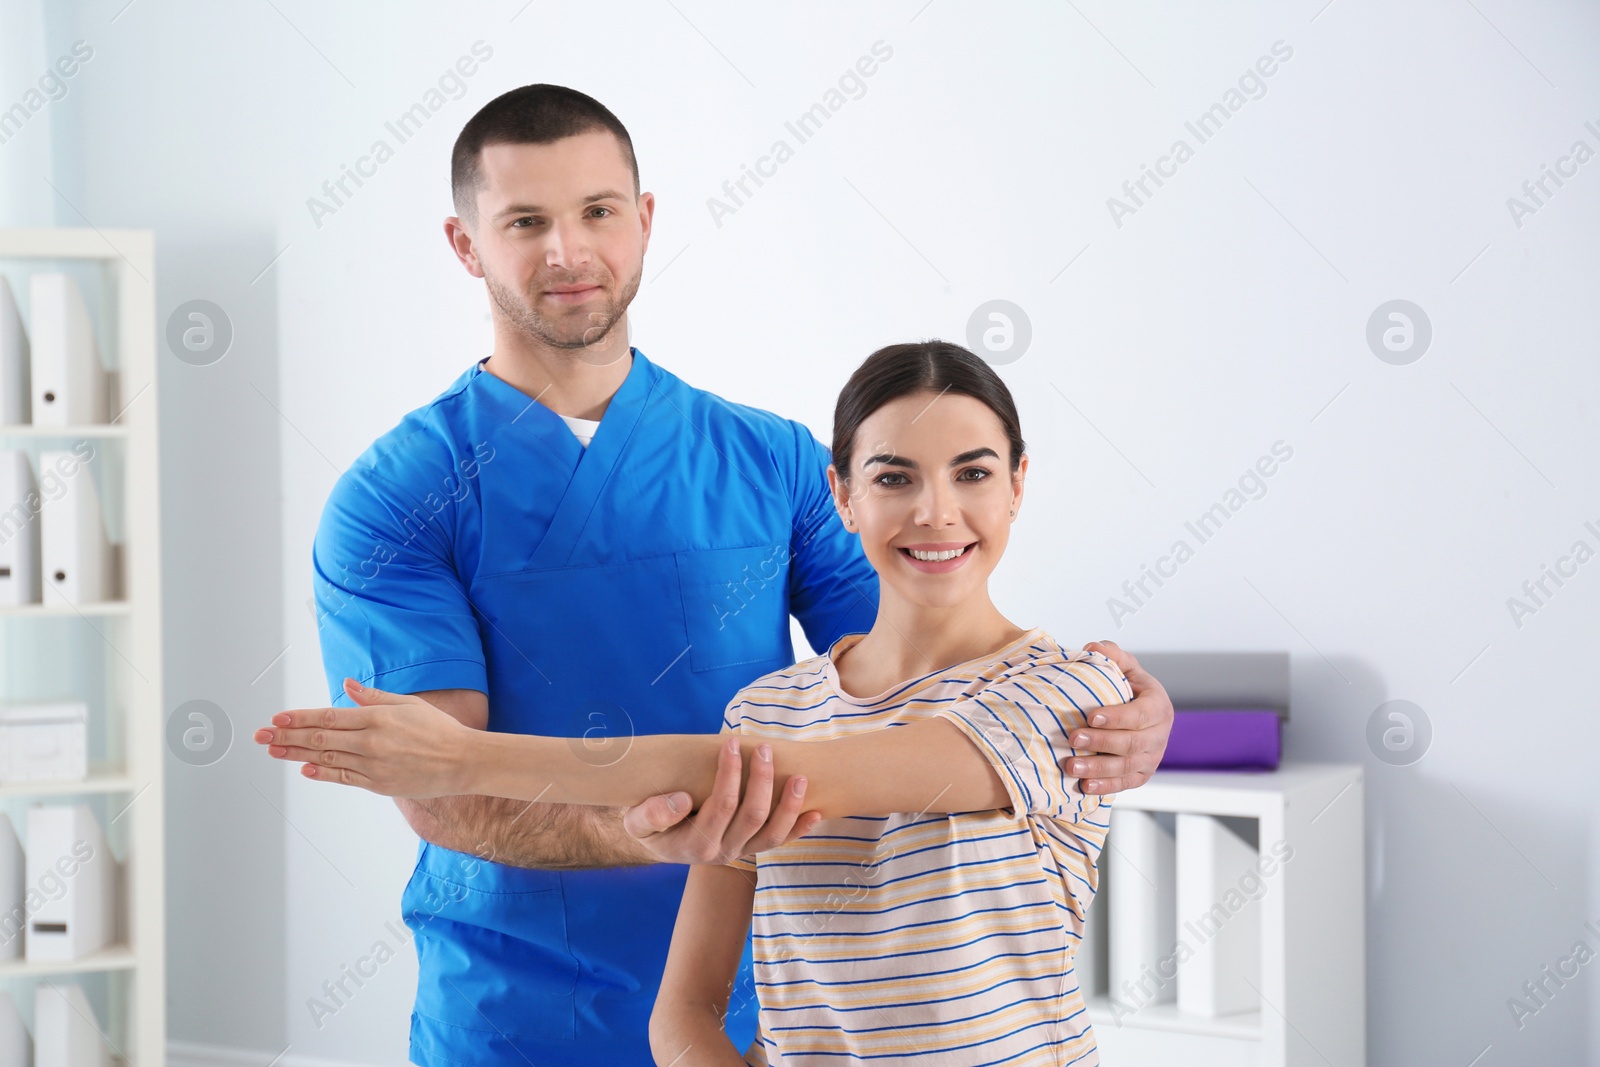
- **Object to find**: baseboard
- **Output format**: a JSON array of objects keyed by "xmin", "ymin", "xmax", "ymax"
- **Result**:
[{"xmin": 167, "ymin": 1039, "xmax": 401, "ymax": 1067}]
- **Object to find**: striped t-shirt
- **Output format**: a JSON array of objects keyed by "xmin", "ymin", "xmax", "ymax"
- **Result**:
[{"xmin": 722, "ymin": 626, "xmax": 1133, "ymax": 1066}]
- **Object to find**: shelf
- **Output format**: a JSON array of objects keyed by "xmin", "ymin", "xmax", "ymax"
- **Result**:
[
  {"xmin": 0, "ymin": 228, "xmax": 164, "ymax": 1062},
  {"xmin": 0, "ymin": 424, "xmax": 128, "ymax": 438},
  {"xmin": 0, "ymin": 765, "xmax": 140, "ymax": 798},
  {"xmin": 0, "ymin": 943, "xmax": 136, "ymax": 978},
  {"xmin": 0, "ymin": 600, "xmax": 131, "ymax": 618},
  {"xmin": 1112, "ymin": 762, "xmax": 1362, "ymax": 818},
  {"xmin": 1087, "ymin": 996, "xmax": 1261, "ymax": 1040},
  {"xmin": 1081, "ymin": 761, "xmax": 1365, "ymax": 1067}
]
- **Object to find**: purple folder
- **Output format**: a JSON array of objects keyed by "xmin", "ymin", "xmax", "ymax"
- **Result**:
[{"xmin": 1158, "ymin": 708, "xmax": 1282, "ymax": 770}]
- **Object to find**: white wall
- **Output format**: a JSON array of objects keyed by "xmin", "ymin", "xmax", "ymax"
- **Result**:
[{"xmin": 22, "ymin": 0, "xmax": 1600, "ymax": 1062}]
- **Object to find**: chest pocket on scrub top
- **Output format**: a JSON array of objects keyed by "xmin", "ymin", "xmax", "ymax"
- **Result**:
[{"xmin": 674, "ymin": 543, "xmax": 790, "ymax": 673}]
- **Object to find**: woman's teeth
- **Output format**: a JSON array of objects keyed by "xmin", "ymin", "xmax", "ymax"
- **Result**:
[{"xmin": 907, "ymin": 546, "xmax": 967, "ymax": 562}]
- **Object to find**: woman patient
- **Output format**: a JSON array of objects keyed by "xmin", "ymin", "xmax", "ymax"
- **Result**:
[{"xmin": 258, "ymin": 340, "xmax": 1129, "ymax": 1065}]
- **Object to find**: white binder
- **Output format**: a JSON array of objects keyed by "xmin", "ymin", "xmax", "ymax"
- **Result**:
[
  {"xmin": 38, "ymin": 450, "xmax": 110, "ymax": 605},
  {"xmin": 0, "ymin": 449, "xmax": 42, "ymax": 605},
  {"xmin": 1175, "ymin": 813, "xmax": 1262, "ymax": 1017},
  {"xmin": 1108, "ymin": 808, "xmax": 1178, "ymax": 1008},
  {"xmin": 0, "ymin": 813, "xmax": 23, "ymax": 961},
  {"xmin": 29, "ymin": 274, "xmax": 105, "ymax": 427},
  {"xmin": 25, "ymin": 804, "xmax": 115, "ymax": 964},
  {"xmin": 0, "ymin": 990, "xmax": 31, "ymax": 1067},
  {"xmin": 34, "ymin": 981, "xmax": 109, "ymax": 1067},
  {"xmin": 0, "ymin": 275, "xmax": 28, "ymax": 424}
]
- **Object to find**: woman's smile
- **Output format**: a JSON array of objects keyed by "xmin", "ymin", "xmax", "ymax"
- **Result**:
[{"xmin": 897, "ymin": 540, "xmax": 978, "ymax": 573}]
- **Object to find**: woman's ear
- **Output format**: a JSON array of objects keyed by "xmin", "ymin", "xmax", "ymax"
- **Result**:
[
  {"xmin": 1010, "ymin": 453, "xmax": 1028, "ymax": 519},
  {"xmin": 826, "ymin": 464, "xmax": 855, "ymax": 528}
]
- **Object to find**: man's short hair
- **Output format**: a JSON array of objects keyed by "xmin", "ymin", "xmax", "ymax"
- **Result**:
[{"xmin": 450, "ymin": 83, "xmax": 639, "ymax": 227}]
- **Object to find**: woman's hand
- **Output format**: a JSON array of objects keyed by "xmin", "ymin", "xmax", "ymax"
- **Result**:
[{"xmin": 254, "ymin": 678, "xmax": 475, "ymax": 798}]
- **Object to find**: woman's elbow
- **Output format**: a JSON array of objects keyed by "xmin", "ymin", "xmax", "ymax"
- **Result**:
[
  {"xmin": 647, "ymin": 1005, "xmax": 675, "ymax": 1064},
  {"xmin": 648, "ymin": 999, "xmax": 705, "ymax": 1064}
]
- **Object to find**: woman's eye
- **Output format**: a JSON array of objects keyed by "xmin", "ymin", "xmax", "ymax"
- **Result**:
[
  {"xmin": 958, "ymin": 467, "xmax": 991, "ymax": 482},
  {"xmin": 874, "ymin": 472, "xmax": 909, "ymax": 487}
]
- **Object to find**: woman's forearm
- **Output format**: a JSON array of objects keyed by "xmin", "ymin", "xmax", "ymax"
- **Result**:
[
  {"xmin": 470, "ymin": 729, "xmax": 734, "ymax": 807},
  {"xmin": 465, "ymin": 720, "xmax": 1008, "ymax": 820}
]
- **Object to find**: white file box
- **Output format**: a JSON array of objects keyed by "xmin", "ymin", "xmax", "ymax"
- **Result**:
[
  {"xmin": 0, "ymin": 990, "xmax": 31, "ymax": 1067},
  {"xmin": 0, "ymin": 813, "xmax": 22, "ymax": 961},
  {"xmin": 0, "ymin": 703, "xmax": 88, "ymax": 784},
  {"xmin": 0, "ymin": 275, "xmax": 28, "ymax": 424},
  {"xmin": 0, "ymin": 449, "xmax": 42, "ymax": 605},
  {"xmin": 29, "ymin": 274, "xmax": 105, "ymax": 427},
  {"xmin": 38, "ymin": 450, "xmax": 110, "ymax": 604},
  {"xmin": 1108, "ymin": 808, "xmax": 1178, "ymax": 1007},
  {"xmin": 34, "ymin": 981, "xmax": 109, "ymax": 1067},
  {"xmin": 1176, "ymin": 813, "xmax": 1262, "ymax": 1017},
  {"xmin": 24, "ymin": 803, "xmax": 115, "ymax": 964}
]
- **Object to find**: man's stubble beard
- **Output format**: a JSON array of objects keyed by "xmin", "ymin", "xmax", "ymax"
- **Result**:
[{"xmin": 485, "ymin": 259, "xmax": 642, "ymax": 362}]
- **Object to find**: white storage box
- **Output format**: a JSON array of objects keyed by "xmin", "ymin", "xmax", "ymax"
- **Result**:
[{"xmin": 0, "ymin": 702, "xmax": 88, "ymax": 784}]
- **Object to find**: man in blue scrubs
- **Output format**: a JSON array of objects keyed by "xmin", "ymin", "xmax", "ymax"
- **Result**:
[{"xmin": 312, "ymin": 84, "xmax": 1174, "ymax": 1066}]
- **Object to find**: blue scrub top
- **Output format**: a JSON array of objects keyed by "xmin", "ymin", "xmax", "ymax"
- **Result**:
[{"xmin": 312, "ymin": 348, "xmax": 879, "ymax": 1066}]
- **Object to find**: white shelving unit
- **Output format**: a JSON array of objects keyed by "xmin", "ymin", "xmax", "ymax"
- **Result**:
[
  {"xmin": 0, "ymin": 229, "xmax": 164, "ymax": 1065},
  {"xmin": 1082, "ymin": 761, "xmax": 1365, "ymax": 1067}
]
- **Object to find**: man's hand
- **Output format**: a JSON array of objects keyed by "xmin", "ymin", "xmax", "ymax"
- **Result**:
[
  {"xmin": 621, "ymin": 731, "xmax": 823, "ymax": 865},
  {"xmin": 1069, "ymin": 640, "xmax": 1175, "ymax": 794}
]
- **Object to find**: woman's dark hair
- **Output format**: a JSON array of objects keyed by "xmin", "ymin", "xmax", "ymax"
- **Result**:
[
  {"xmin": 451, "ymin": 83, "xmax": 639, "ymax": 227},
  {"xmin": 831, "ymin": 340, "xmax": 1026, "ymax": 481}
]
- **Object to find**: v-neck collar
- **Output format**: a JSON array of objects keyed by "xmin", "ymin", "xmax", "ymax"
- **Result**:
[
  {"xmin": 470, "ymin": 347, "xmax": 660, "ymax": 569},
  {"xmin": 470, "ymin": 347, "xmax": 642, "ymax": 448}
]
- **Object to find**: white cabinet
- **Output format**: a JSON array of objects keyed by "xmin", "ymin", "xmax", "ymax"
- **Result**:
[
  {"xmin": 0, "ymin": 228, "xmax": 165, "ymax": 1066},
  {"xmin": 1084, "ymin": 761, "xmax": 1365, "ymax": 1067}
]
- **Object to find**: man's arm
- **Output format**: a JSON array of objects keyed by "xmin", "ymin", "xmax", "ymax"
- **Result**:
[
  {"xmin": 396, "ymin": 688, "xmax": 659, "ymax": 869},
  {"xmin": 785, "ymin": 424, "xmax": 880, "ymax": 655}
]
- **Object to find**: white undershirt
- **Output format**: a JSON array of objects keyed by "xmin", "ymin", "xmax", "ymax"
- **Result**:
[{"xmin": 560, "ymin": 413, "xmax": 601, "ymax": 448}]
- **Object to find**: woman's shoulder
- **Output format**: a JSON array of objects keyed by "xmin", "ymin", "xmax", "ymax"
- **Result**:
[
  {"xmin": 728, "ymin": 654, "xmax": 833, "ymax": 705},
  {"xmin": 981, "ymin": 631, "xmax": 1133, "ymax": 702}
]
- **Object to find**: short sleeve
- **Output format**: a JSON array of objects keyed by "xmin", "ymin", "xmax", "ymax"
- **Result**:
[
  {"xmin": 785, "ymin": 424, "xmax": 878, "ymax": 653},
  {"xmin": 933, "ymin": 650, "xmax": 1134, "ymax": 822},
  {"xmin": 718, "ymin": 712, "xmax": 758, "ymax": 874},
  {"xmin": 312, "ymin": 466, "xmax": 487, "ymax": 707}
]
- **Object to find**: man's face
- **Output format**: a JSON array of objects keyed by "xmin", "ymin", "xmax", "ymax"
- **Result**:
[{"xmin": 464, "ymin": 130, "xmax": 652, "ymax": 354}]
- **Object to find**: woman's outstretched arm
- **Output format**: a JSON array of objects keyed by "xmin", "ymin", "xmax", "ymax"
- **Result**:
[
  {"xmin": 258, "ymin": 677, "xmax": 1006, "ymax": 818},
  {"xmin": 258, "ymin": 660, "xmax": 1131, "ymax": 821}
]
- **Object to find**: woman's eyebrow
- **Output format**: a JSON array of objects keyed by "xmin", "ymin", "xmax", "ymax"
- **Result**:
[{"xmin": 863, "ymin": 446, "xmax": 999, "ymax": 470}]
